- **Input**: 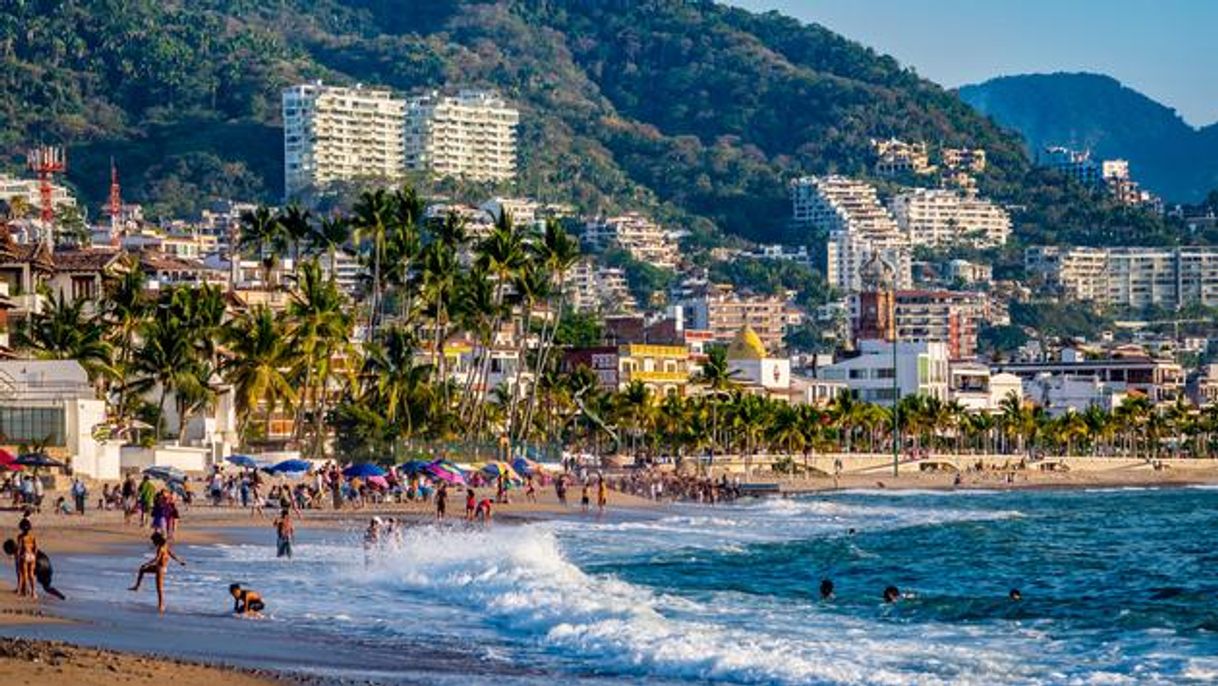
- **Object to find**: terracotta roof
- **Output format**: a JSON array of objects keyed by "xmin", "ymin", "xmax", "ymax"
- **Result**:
[
  {"xmin": 53, "ymin": 248, "xmax": 125, "ymax": 273},
  {"xmin": 137, "ymin": 250, "xmax": 215, "ymax": 273},
  {"xmin": 3, "ymin": 242, "xmax": 54, "ymax": 270}
]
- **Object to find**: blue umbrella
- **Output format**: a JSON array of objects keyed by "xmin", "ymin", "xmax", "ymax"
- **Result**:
[
  {"xmin": 398, "ymin": 459, "xmax": 430, "ymax": 475},
  {"xmin": 143, "ymin": 465, "xmax": 186, "ymax": 483},
  {"xmin": 269, "ymin": 459, "xmax": 312, "ymax": 474},
  {"xmin": 226, "ymin": 454, "xmax": 260, "ymax": 468},
  {"xmin": 343, "ymin": 463, "xmax": 386, "ymax": 479}
]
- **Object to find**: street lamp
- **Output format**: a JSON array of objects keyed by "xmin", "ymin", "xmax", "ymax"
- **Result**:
[{"xmin": 890, "ymin": 270, "xmax": 900, "ymax": 478}]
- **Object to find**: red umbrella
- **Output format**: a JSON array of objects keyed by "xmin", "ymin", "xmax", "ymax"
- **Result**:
[{"xmin": 0, "ymin": 449, "xmax": 21, "ymax": 471}]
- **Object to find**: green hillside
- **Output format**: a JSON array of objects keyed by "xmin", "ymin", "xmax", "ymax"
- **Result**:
[{"xmin": 0, "ymin": 0, "xmax": 1178, "ymax": 247}]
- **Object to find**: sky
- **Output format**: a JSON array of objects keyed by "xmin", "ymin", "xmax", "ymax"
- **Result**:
[{"xmin": 729, "ymin": 0, "xmax": 1218, "ymax": 127}]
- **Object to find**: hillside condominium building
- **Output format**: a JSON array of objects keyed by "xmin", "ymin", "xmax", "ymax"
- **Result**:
[
  {"xmin": 283, "ymin": 83, "xmax": 407, "ymax": 198},
  {"xmin": 1026, "ymin": 245, "xmax": 1218, "ymax": 310},
  {"xmin": 889, "ymin": 188, "xmax": 1011, "ymax": 248},
  {"xmin": 790, "ymin": 175, "xmax": 911, "ymax": 293},
  {"xmin": 405, "ymin": 90, "xmax": 519, "ymax": 182}
]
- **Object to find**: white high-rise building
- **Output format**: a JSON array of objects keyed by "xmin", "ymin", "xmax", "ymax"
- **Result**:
[
  {"xmin": 282, "ymin": 83, "xmax": 406, "ymax": 199},
  {"xmin": 405, "ymin": 90, "xmax": 519, "ymax": 182},
  {"xmin": 889, "ymin": 188, "xmax": 1011, "ymax": 248},
  {"xmin": 583, "ymin": 212, "xmax": 680, "ymax": 270},
  {"xmin": 791, "ymin": 176, "xmax": 909, "ymax": 293}
]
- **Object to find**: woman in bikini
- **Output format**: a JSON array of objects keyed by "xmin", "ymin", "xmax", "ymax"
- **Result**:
[
  {"xmin": 15, "ymin": 519, "xmax": 37, "ymax": 599},
  {"xmin": 129, "ymin": 531, "xmax": 186, "ymax": 614}
]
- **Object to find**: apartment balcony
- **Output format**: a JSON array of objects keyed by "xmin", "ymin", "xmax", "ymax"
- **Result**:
[{"xmin": 627, "ymin": 370, "xmax": 689, "ymax": 384}]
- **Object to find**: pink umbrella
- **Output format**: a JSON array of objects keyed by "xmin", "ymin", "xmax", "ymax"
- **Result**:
[
  {"xmin": 0, "ymin": 449, "xmax": 21, "ymax": 472},
  {"xmin": 366, "ymin": 475, "xmax": 389, "ymax": 489}
]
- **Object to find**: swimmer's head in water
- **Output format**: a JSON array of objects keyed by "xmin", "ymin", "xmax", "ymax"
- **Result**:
[
  {"xmin": 819, "ymin": 579, "xmax": 834, "ymax": 599},
  {"xmin": 883, "ymin": 586, "xmax": 901, "ymax": 603},
  {"xmin": 2, "ymin": 539, "xmax": 13, "ymax": 555},
  {"xmin": 1009, "ymin": 588, "xmax": 1022, "ymax": 601}
]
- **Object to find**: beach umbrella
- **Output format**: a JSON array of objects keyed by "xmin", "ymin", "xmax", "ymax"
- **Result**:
[
  {"xmin": 398, "ymin": 459, "xmax": 431, "ymax": 475},
  {"xmin": 142, "ymin": 465, "xmax": 186, "ymax": 483},
  {"xmin": 226, "ymin": 454, "xmax": 260, "ymax": 469},
  {"xmin": 481, "ymin": 461, "xmax": 521, "ymax": 481},
  {"xmin": 343, "ymin": 463, "xmax": 386, "ymax": 479},
  {"xmin": 268, "ymin": 459, "xmax": 312, "ymax": 475},
  {"xmin": 512, "ymin": 457, "xmax": 544, "ymax": 477},
  {"xmin": 424, "ymin": 460, "xmax": 466, "ymax": 485},
  {"xmin": 0, "ymin": 449, "xmax": 21, "ymax": 472},
  {"xmin": 15, "ymin": 453, "xmax": 65, "ymax": 469},
  {"xmin": 366, "ymin": 475, "xmax": 389, "ymax": 489}
]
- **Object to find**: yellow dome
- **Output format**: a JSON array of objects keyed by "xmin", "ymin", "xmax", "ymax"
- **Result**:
[{"xmin": 727, "ymin": 326, "xmax": 767, "ymax": 360}]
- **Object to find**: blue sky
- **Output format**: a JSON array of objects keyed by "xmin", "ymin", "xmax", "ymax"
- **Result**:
[{"xmin": 729, "ymin": 0, "xmax": 1218, "ymax": 127}]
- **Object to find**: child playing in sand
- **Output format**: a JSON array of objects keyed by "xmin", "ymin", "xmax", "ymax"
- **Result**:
[
  {"xmin": 129, "ymin": 531, "xmax": 186, "ymax": 614},
  {"xmin": 228, "ymin": 583, "xmax": 265, "ymax": 617},
  {"xmin": 15, "ymin": 518, "xmax": 38, "ymax": 599},
  {"xmin": 475, "ymin": 498, "xmax": 493, "ymax": 525}
]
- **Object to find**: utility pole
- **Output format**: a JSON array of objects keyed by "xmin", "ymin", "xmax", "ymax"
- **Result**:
[{"xmin": 891, "ymin": 274, "xmax": 900, "ymax": 478}]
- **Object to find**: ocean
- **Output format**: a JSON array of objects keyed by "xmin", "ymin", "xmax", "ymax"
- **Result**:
[{"xmin": 23, "ymin": 487, "xmax": 1218, "ymax": 685}]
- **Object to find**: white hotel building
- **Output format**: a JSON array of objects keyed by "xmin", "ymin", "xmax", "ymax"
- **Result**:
[
  {"xmin": 1026, "ymin": 245, "xmax": 1218, "ymax": 309},
  {"xmin": 790, "ymin": 175, "xmax": 911, "ymax": 293},
  {"xmin": 283, "ymin": 83, "xmax": 407, "ymax": 198},
  {"xmin": 405, "ymin": 90, "xmax": 519, "ymax": 183},
  {"xmin": 889, "ymin": 188, "xmax": 1011, "ymax": 248}
]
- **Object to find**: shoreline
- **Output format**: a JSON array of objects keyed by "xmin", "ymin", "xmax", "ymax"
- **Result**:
[{"xmin": 0, "ymin": 476, "xmax": 1215, "ymax": 684}]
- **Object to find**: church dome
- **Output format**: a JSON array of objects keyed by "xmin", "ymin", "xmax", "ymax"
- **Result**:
[{"xmin": 727, "ymin": 326, "xmax": 767, "ymax": 360}]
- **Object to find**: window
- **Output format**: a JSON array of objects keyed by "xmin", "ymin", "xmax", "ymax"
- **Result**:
[{"xmin": 0, "ymin": 407, "xmax": 66, "ymax": 446}]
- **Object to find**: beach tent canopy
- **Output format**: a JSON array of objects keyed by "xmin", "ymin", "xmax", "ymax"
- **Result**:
[
  {"xmin": 480, "ymin": 461, "xmax": 521, "ymax": 480},
  {"xmin": 511, "ymin": 457, "xmax": 545, "ymax": 477},
  {"xmin": 226, "ymin": 454, "xmax": 260, "ymax": 469},
  {"xmin": 343, "ymin": 463, "xmax": 386, "ymax": 479}
]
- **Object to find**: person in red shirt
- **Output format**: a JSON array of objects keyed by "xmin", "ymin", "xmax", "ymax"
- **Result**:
[{"xmin": 464, "ymin": 488, "xmax": 476, "ymax": 521}]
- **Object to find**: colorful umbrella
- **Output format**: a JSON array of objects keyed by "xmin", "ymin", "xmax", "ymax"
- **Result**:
[
  {"xmin": 268, "ymin": 459, "xmax": 312, "ymax": 474},
  {"xmin": 366, "ymin": 475, "xmax": 389, "ymax": 489},
  {"xmin": 343, "ymin": 463, "xmax": 386, "ymax": 479},
  {"xmin": 424, "ymin": 460, "xmax": 466, "ymax": 485},
  {"xmin": 226, "ymin": 454, "xmax": 260, "ymax": 468}
]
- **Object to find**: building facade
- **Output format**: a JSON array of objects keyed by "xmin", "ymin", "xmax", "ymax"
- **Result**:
[
  {"xmin": 889, "ymin": 188, "xmax": 1011, "ymax": 248},
  {"xmin": 1027, "ymin": 245, "xmax": 1218, "ymax": 309},
  {"xmin": 680, "ymin": 284, "xmax": 796, "ymax": 352},
  {"xmin": 816, "ymin": 339, "xmax": 951, "ymax": 406},
  {"xmin": 582, "ymin": 213, "xmax": 680, "ymax": 270},
  {"xmin": 405, "ymin": 90, "xmax": 519, "ymax": 182},
  {"xmin": 283, "ymin": 83, "xmax": 407, "ymax": 198}
]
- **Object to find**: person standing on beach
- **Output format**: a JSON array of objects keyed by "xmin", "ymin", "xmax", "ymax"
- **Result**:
[
  {"xmin": 580, "ymin": 482, "xmax": 590, "ymax": 513},
  {"xmin": 71, "ymin": 478, "xmax": 87, "ymax": 516},
  {"xmin": 465, "ymin": 488, "xmax": 476, "ymax": 521},
  {"xmin": 273, "ymin": 508, "xmax": 294, "ymax": 559},
  {"xmin": 137, "ymin": 476, "xmax": 156, "ymax": 527},
  {"xmin": 436, "ymin": 482, "xmax": 448, "ymax": 520},
  {"xmin": 121, "ymin": 476, "xmax": 136, "ymax": 525},
  {"xmin": 129, "ymin": 531, "xmax": 186, "ymax": 614},
  {"xmin": 14, "ymin": 519, "xmax": 38, "ymax": 599}
]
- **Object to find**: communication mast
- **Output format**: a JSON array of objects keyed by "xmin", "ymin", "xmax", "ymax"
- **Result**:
[{"xmin": 27, "ymin": 145, "xmax": 66, "ymax": 224}]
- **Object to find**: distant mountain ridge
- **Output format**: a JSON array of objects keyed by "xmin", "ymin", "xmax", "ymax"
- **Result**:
[{"xmin": 959, "ymin": 72, "xmax": 1218, "ymax": 203}]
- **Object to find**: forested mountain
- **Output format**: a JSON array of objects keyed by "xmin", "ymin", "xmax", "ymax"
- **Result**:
[
  {"xmin": 0, "ymin": 0, "xmax": 1177, "ymax": 247},
  {"xmin": 959, "ymin": 72, "xmax": 1218, "ymax": 203}
]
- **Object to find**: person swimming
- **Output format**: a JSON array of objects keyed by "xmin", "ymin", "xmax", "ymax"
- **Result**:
[
  {"xmin": 229, "ymin": 583, "xmax": 265, "ymax": 616},
  {"xmin": 4, "ymin": 539, "xmax": 65, "ymax": 600},
  {"xmin": 883, "ymin": 585, "xmax": 901, "ymax": 603},
  {"xmin": 819, "ymin": 578, "xmax": 835, "ymax": 600},
  {"xmin": 1009, "ymin": 588, "xmax": 1022, "ymax": 601}
]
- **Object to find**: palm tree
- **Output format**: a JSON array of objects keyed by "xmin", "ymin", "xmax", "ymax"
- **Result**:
[
  {"xmin": 130, "ymin": 306, "xmax": 194, "ymax": 442},
  {"xmin": 351, "ymin": 189, "xmax": 396, "ymax": 337},
  {"xmin": 19, "ymin": 291, "xmax": 114, "ymax": 386},
  {"xmin": 279, "ymin": 204, "xmax": 313, "ymax": 269},
  {"xmin": 239, "ymin": 206, "xmax": 287, "ymax": 290},
  {"xmin": 310, "ymin": 215, "xmax": 352, "ymax": 280},
  {"xmin": 362, "ymin": 326, "xmax": 434, "ymax": 447},
  {"xmin": 522, "ymin": 219, "xmax": 580, "ymax": 434},
  {"xmin": 614, "ymin": 381, "xmax": 655, "ymax": 458},
  {"xmin": 287, "ymin": 259, "xmax": 353, "ymax": 457},
  {"xmin": 222, "ymin": 306, "xmax": 298, "ymax": 444}
]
